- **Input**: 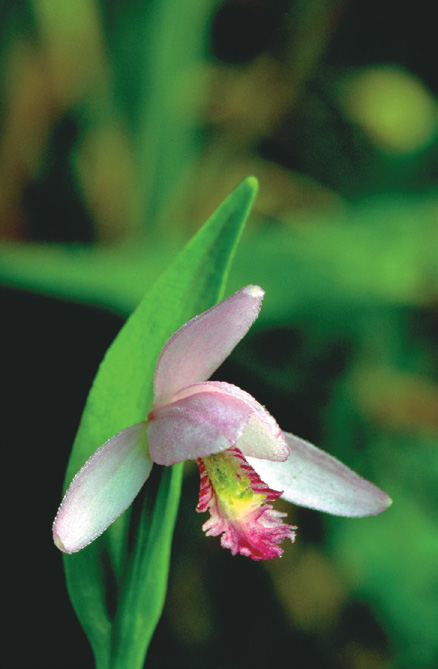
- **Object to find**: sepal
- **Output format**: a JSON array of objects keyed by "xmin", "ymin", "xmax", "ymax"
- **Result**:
[{"xmin": 53, "ymin": 423, "xmax": 153, "ymax": 553}]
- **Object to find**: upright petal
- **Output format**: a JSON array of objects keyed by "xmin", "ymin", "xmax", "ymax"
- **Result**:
[
  {"xmin": 153, "ymin": 285, "xmax": 264, "ymax": 406},
  {"xmin": 53, "ymin": 423, "xmax": 153, "ymax": 553},
  {"xmin": 148, "ymin": 381, "xmax": 290, "ymax": 465},
  {"xmin": 247, "ymin": 432, "xmax": 392, "ymax": 517}
]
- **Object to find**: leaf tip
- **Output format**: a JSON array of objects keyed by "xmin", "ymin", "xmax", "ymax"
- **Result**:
[{"xmin": 243, "ymin": 175, "xmax": 259, "ymax": 196}]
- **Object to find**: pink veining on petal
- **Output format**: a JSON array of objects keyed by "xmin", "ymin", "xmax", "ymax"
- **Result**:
[
  {"xmin": 153, "ymin": 285, "xmax": 264, "ymax": 407},
  {"xmin": 196, "ymin": 447, "xmax": 296, "ymax": 560}
]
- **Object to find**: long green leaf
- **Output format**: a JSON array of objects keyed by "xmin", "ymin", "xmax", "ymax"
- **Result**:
[{"xmin": 61, "ymin": 177, "xmax": 258, "ymax": 668}]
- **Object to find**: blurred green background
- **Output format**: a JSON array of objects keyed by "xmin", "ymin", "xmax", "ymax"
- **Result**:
[{"xmin": 1, "ymin": 1, "xmax": 437, "ymax": 668}]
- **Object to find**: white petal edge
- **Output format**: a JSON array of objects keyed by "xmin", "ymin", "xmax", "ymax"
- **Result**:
[
  {"xmin": 247, "ymin": 431, "xmax": 392, "ymax": 517},
  {"xmin": 53, "ymin": 423, "xmax": 153, "ymax": 553},
  {"xmin": 153, "ymin": 285, "xmax": 264, "ymax": 406}
]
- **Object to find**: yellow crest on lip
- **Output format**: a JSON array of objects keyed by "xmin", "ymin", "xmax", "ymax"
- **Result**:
[
  {"xmin": 196, "ymin": 447, "xmax": 296, "ymax": 560},
  {"xmin": 202, "ymin": 451, "xmax": 267, "ymax": 517}
]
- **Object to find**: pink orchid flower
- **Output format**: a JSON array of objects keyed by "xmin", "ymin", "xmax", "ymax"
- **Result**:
[{"xmin": 53, "ymin": 286, "xmax": 391, "ymax": 560}]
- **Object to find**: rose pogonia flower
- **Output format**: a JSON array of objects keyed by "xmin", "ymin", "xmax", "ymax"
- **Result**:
[{"xmin": 53, "ymin": 286, "xmax": 391, "ymax": 560}]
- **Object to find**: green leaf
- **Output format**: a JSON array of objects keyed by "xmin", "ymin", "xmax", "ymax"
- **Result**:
[{"xmin": 61, "ymin": 177, "xmax": 258, "ymax": 669}]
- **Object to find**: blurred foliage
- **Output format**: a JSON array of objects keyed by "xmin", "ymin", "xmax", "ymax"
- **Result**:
[{"xmin": 1, "ymin": 1, "xmax": 437, "ymax": 668}]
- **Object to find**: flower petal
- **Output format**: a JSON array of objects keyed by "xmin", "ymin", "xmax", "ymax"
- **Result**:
[
  {"xmin": 147, "ymin": 385, "xmax": 252, "ymax": 466},
  {"xmin": 53, "ymin": 423, "xmax": 152, "ymax": 553},
  {"xmin": 148, "ymin": 381, "xmax": 290, "ymax": 465},
  {"xmin": 153, "ymin": 285, "xmax": 264, "ymax": 406},
  {"xmin": 247, "ymin": 432, "xmax": 392, "ymax": 517}
]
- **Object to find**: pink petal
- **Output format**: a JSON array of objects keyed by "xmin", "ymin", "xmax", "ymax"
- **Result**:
[
  {"xmin": 247, "ymin": 432, "xmax": 392, "ymax": 517},
  {"xmin": 53, "ymin": 423, "xmax": 153, "ymax": 553},
  {"xmin": 148, "ymin": 381, "xmax": 290, "ymax": 466},
  {"xmin": 147, "ymin": 385, "xmax": 252, "ymax": 466},
  {"xmin": 153, "ymin": 285, "xmax": 264, "ymax": 406},
  {"xmin": 172, "ymin": 382, "xmax": 290, "ymax": 461}
]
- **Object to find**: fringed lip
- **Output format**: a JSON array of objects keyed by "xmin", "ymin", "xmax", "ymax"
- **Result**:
[{"xmin": 197, "ymin": 447, "xmax": 297, "ymax": 560}]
